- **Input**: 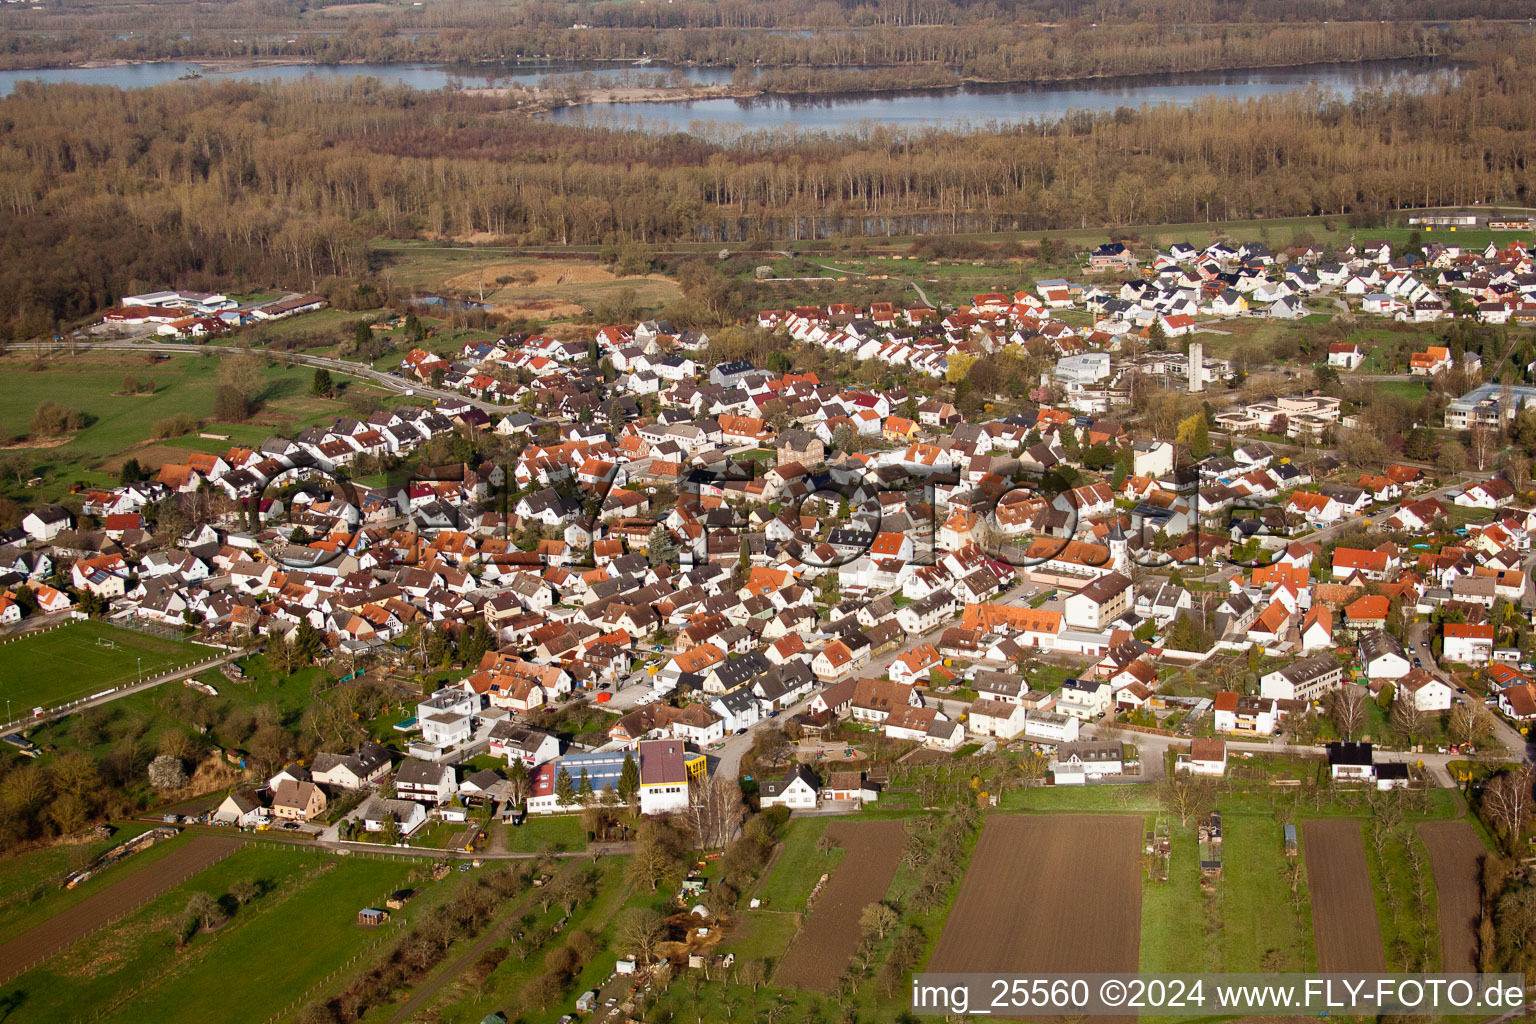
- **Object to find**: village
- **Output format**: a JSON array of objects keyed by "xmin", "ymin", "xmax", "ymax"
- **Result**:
[{"xmin": 4, "ymin": 227, "xmax": 1536, "ymax": 1023}]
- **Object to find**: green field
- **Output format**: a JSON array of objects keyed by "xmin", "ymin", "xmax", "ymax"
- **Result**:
[
  {"xmin": 1376, "ymin": 380, "xmax": 1431, "ymax": 401},
  {"xmin": 0, "ymin": 621, "xmax": 199, "ymax": 712},
  {"xmin": 0, "ymin": 351, "xmax": 398, "ymax": 500},
  {"xmin": 0, "ymin": 823, "xmax": 167, "ymax": 939},
  {"xmin": 496, "ymin": 814, "xmax": 588, "ymax": 854},
  {"xmin": 0, "ymin": 843, "xmax": 437, "ymax": 1024},
  {"xmin": 754, "ymin": 816, "xmax": 843, "ymax": 908}
]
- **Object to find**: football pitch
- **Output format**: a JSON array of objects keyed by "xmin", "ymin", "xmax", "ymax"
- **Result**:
[{"xmin": 0, "ymin": 621, "xmax": 195, "ymax": 714}]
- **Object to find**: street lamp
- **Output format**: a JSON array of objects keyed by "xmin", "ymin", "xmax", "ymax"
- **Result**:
[{"xmin": 137, "ymin": 656, "xmax": 142, "ymax": 684}]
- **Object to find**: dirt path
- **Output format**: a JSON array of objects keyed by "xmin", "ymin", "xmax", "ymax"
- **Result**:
[
  {"xmin": 382, "ymin": 859, "xmax": 581, "ymax": 1024},
  {"xmin": 1418, "ymin": 821, "xmax": 1485, "ymax": 972},
  {"xmin": 0, "ymin": 835, "xmax": 243, "ymax": 983}
]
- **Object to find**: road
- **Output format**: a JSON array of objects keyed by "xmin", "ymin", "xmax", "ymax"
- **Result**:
[
  {"xmin": 1083, "ymin": 725, "xmax": 1497, "ymax": 789},
  {"xmin": 1290, "ymin": 473, "xmax": 1489, "ymax": 547}
]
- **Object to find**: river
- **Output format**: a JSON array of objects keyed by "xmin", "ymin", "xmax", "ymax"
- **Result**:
[
  {"xmin": 0, "ymin": 60, "xmax": 735, "ymax": 97},
  {"xmin": 0, "ymin": 57, "xmax": 1449, "ymax": 135},
  {"xmin": 550, "ymin": 59, "xmax": 1452, "ymax": 136}
]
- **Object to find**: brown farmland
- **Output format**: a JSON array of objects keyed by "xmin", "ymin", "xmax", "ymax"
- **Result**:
[
  {"xmin": 1418, "ymin": 821, "xmax": 1484, "ymax": 972},
  {"xmin": 0, "ymin": 835, "xmax": 242, "ymax": 984},
  {"xmin": 774, "ymin": 820, "xmax": 906, "ymax": 991},
  {"xmin": 929, "ymin": 814, "xmax": 1142, "ymax": 973},
  {"xmin": 1302, "ymin": 820, "xmax": 1386, "ymax": 972}
]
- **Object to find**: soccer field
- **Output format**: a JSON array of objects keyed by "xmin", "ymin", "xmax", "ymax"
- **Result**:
[{"xmin": 0, "ymin": 621, "xmax": 196, "ymax": 713}]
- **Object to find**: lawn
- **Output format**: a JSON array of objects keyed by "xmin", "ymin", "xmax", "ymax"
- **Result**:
[
  {"xmin": 0, "ymin": 843, "xmax": 427, "ymax": 1024},
  {"xmin": 94, "ymin": 849, "xmax": 433, "ymax": 1024},
  {"xmin": 497, "ymin": 814, "xmax": 589, "ymax": 854},
  {"xmin": 22, "ymin": 655, "xmax": 335, "ymax": 766},
  {"xmin": 0, "ymin": 351, "xmax": 393, "ymax": 500},
  {"xmin": 755, "ymin": 817, "xmax": 843, "ymax": 909},
  {"xmin": 1140, "ymin": 822, "xmax": 1215, "ymax": 976},
  {"xmin": 1215, "ymin": 813, "xmax": 1315, "ymax": 972},
  {"xmin": 0, "ymin": 621, "xmax": 200, "ymax": 712},
  {"xmin": 1376, "ymin": 380, "xmax": 1430, "ymax": 402}
]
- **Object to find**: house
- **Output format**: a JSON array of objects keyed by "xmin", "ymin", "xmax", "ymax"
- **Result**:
[
  {"xmin": 212, "ymin": 790, "xmax": 268, "ymax": 828},
  {"xmin": 1327, "ymin": 741, "xmax": 1374, "ymax": 781},
  {"xmin": 488, "ymin": 722, "xmax": 561, "ymax": 768},
  {"xmin": 1212, "ymin": 692, "xmax": 1277, "ymax": 736},
  {"xmin": 775, "ymin": 429, "xmax": 825, "ymax": 467},
  {"xmin": 823, "ymin": 771, "xmax": 878, "ymax": 804},
  {"xmin": 1443, "ymin": 623, "xmax": 1495, "ymax": 664},
  {"xmin": 21, "ymin": 505, "xmax": 71, "ymax": 543},
  {"xmin": 359, "ymin": 796, "xmax": 428, "ymax": 837},
  {"xmin": 966, "ymin": 699, "xmax": 1028, "ymax": 740},
  {"xmin": 394, "ymin": 759, "xmax": 458, "ymax": 805},
  {"xmin": 271, "ymin": 779, "xmax": 326, "ymax": 821},
  {"xmin": 1396, "ymin": 668, "xmax": 1453, "ymax": 712},
  {"xmin": 849, "ymin": 678, "xmax": 922, "ymax": 723},
  {"xmin": 1409, "ymin": 346, "xmax": 1453, "ymax": 376},
  {"xmin": 1056, "ymin": 678, "xmax": 1112, "ymax": 720},
  {"xmin": 1063, "ymin": 572, "xmax": 1132, "ymax": 630},
  {"xmin": 1178, "ymin": 738, "xmax": 1227, "ymax": 776},
  {"xmin": 1050, "ymin": 740, "xmax": 1123, "ymax": 784},
  {"xmin": 1344, "ymin": 594, "xmax": 1390, "ymax": 637},
  {"xmin": 881, "ymin": 705, "xmax": 963, "ymax": 750},
  {"xmin": 1259, "ymin": 654, "xmax": 1342, "ymax": 701},
  {"xmin": 311, "ymin": 742, "xmax": 392, "ymax": 791},
  {"xmin": 638, "ymin": 739, "xmax": 703, "ymax": 816},
  {"xmin": 417, "ymin": 688, "xmax": 478, "ymax": 748},
  {"xmin": 1327, "ymin": 342, "xmax": 1363, "ymax": 370},
  {"xmin": 759, "ymin": 764, "xmax": 820, "ymax": 810},
  {"xmin": 1358, "ymin": 630, "xmax": 1411, "ymax": 680}
]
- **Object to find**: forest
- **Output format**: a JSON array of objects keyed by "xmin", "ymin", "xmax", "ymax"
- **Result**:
[
  {"xmin": 2, "ymin": 31, "xmax": 1536, "ymax": 339},
  {"xmin": 0, "ymin": 0, "xmax": 1514, "ymax": 78}
]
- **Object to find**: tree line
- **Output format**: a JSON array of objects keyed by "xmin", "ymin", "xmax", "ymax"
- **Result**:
[
  {"xmin": 5, "ymin": 37, "xmax": 1536, "ymax": 338},
  {"xmin": 0, "ymin": 19, "xmax": 1466, "ymax": 84}
]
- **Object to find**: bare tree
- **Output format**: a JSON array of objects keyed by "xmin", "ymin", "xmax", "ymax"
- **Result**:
[
  {"xmin": 1450, "ymin": 701, "xmax": 1495, "ymax": 746},
  {"xmin": 1327, "ymin": 686, "xmax": 1369, "ymax": 741},
  {"xmin": 1469, "ymin": 424, "xmax": 1500, "ymax": 472},
  {"xmin": 688, "ymin": 774, "xmax": 745, "ymax": 850},
  {"xmin": 1389, "ymin": 693, "xmax": 1426, "ymax": 744},
  {"xmin": 859, "ymin": 902, "xmax": 899, "ymax": 941},
  {"xmin": 615, "ymin": 906, "xmax": 668, "ymax": 964},
  {"xmin": 1160, "ymin": 771, "xmax": 1216, "ymax": 826},
  {"xmin": 1482, "ymin": 765, "xmax": 1536, "ymax": 852}
]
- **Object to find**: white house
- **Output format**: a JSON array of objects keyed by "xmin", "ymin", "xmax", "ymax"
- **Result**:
[
  {"xmin": 394, "ymin": 759, "xmax": 458, "ymax": 805},
  {"xmin": 1396, "ymin": 669, "xmax": 1454, "ymax": 713},
  {"xmin": 1358, "ymin": 631, "xmax": 1411, "ymax": 680},
  {"xmin": 360, "ymin": 796, "xmax": 428, "ymax": 836},
  {"xmin": 758, "ymin": 764, "xmax": 820, "ymax": 810},
  {"xmin": 21, "ymin": 505, "xmax": 71, "ymax": 543},
  {"xmin": 211, "ymin": 790, "xmax": 268, "ymax": 828},
  {"xmin": 416, "ymin": 689, "xmax": 479, "ymax": 748},
  {"xmin": 1177, "ymin": 738, "xmax": 1228, "ymax": 777},
  {"xmin": 1443, "ymin": 623, "xmax": 1494, "ymax": 664},
  {"xmin": 1056, "ymin": 678, "xmax": 1112, "ymax": 720},
  {"xmin": 1212, "ymin": 692, "xmax": 1277, "ymax": 736},
  {"xmin": 1050, "ymin": 740, "xmax": 1123, "ymax": 784}
]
